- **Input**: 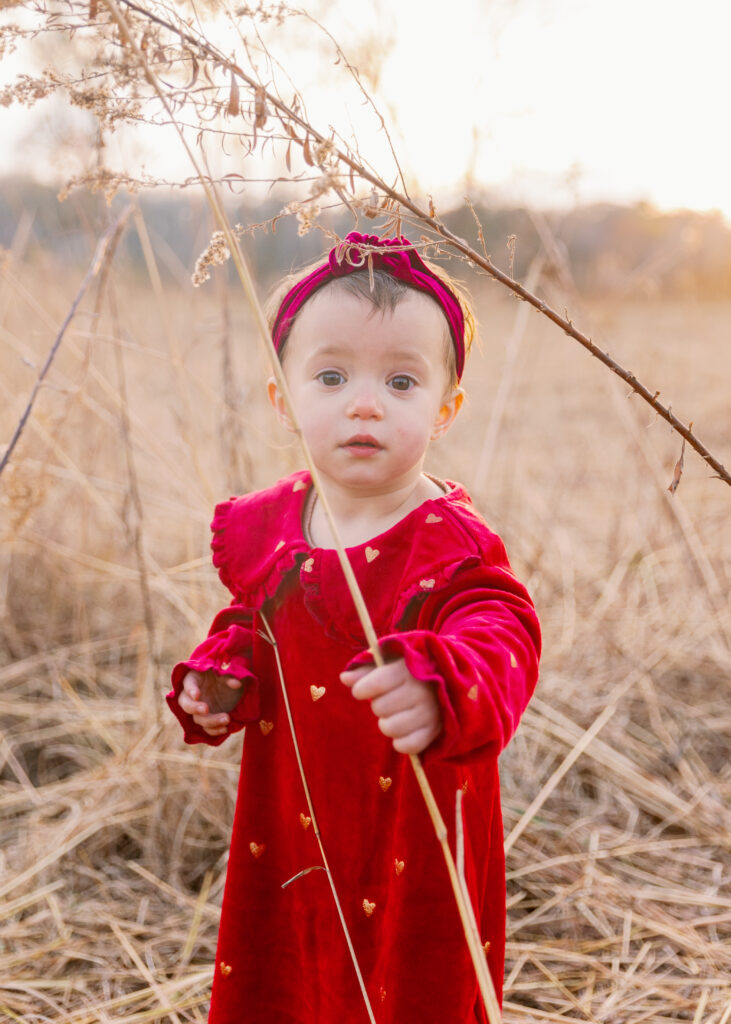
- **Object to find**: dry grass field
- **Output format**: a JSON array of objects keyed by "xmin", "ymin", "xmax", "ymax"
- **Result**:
[{"xmin": 1, "ymin": 229, "xmax": 729, "ymax": 1023}]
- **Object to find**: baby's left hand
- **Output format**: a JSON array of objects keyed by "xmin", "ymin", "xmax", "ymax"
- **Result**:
[{"xmin": 340, "ymin": 658, "xmax": 442, "ymax": 755}]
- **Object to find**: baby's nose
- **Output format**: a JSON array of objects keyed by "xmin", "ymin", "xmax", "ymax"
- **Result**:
[{"xmin": 346, "ymin": 387, "xmax": 384, "ymax": 419}]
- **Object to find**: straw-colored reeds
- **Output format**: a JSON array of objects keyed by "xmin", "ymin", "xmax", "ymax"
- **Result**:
[{"xmin": 1, "ymin": 223, "xmax": 729, "ymax": 1021}]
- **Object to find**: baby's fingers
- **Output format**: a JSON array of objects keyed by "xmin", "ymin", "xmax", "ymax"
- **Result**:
[
  {"xmin": 391, "ymin": 725, "xmax": 438, "ymax": 755},
  {"xmin": 379, "ymin": 707, "xmax": 440, "ymax": 753},
  {"xmin": 343, "ymin": 662, "xmax": 405, "ymax": 701},
  {"xmin": 340, "ymin": 665, "xmax": 372, "ymax": 689},
  {"xmin": 181, "ymin": 670, "xmax": 203, "ymax": 701},
  {"xmin": 178, "ymin": 686, "xmax": 209, "ymax": 717},
  {"xmin": 193, "ymin": 710, "xmax": 231, "ymax": 736}
]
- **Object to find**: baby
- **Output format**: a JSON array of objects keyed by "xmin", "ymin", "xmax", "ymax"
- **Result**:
[{"xmin": 168, "ymin": 232, "xmax": 541, "ymax": 1023}]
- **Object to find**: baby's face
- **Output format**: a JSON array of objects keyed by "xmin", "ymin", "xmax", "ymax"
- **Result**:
[{"xmin": 269, "ymin": 288, "xmax": 461, "ymax": 498}]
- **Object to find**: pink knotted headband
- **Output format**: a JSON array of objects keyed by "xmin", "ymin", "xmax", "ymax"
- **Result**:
[{"xmin": 271, "ymin": 232, "xmax": 466, "ymax": 380}]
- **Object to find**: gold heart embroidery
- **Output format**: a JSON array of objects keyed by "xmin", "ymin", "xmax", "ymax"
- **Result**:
[
  {"xmin": 219, "ymin": 961, "xmax": 232, "ymax": 976},
  {"xmin": 302, "ymin": 557, "xmax": 315, "ymax": 573},
  {"xmin": 310, "ymin": 685, "xmax": 326, "ymax": 702},
  {"xmin": 394, "ymin": 858, "xmax": 405, "ymax": 876},
  {"xmin": 293, "ymin": 479, "xmax": 307, "ymax": 491},
  {"xmin": 420, "ymin": 578, "xmax": 435, "ymax": 590},
  {"xmin": 259, "ymin": 720, "xmax": 274, "ymax": 736},
  {"xmin": 362, "ymin": 898, "xmax": 376, "ymax": 917},
  {"xmin": 425, "ymin": 513, "xmax": 443, "ymax": 523},
  {"xmin": 274, "ymin": 540, "xmax": 285, "ymax": 552},
  {"xmin": 467, "ymin": 684, "xmax": 478, "ymax": 701},
  {"xmin": 378, "ymin": 776, "xmax": 392, "ymax": 792},
  {"xmin": 249, "ymin": 841, "xmax": 265, "ymax": 859},
  {"xmin": 509, "ymin": 651, "xmax": 518, "ymax": 668},
  {"xmin": 365, "ymin": 546, "xmax": 380, "ymax": 563},
  {"xmin": 220, "ymin": 661, "xmax": 231, "ymax": 673},
  {"xmin": 299, "ymin": 812, "xmax": 312, "ymax": 830}
]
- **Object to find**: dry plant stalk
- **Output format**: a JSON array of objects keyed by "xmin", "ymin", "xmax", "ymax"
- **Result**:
[
  {"xmin": 98, "ymin": 0, "xmax": 501, "ymax": 1016},
  {"xmin": 258, "ymin": 611, "xmax": 377, "ymax": 1024},
  {"xmin": 0, "ymin": 207, "xmax": 132, "ymax": 477}
]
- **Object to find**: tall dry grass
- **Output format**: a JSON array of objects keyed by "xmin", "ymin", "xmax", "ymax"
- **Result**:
[{"xmin": 1, "ymin": 215, "xmax": 729, "ymax": 1023}]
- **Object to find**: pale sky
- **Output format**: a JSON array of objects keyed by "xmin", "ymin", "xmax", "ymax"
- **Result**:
[{"xmin": 2, "ymin": 0, "xmax": 731, "ymax": 218}]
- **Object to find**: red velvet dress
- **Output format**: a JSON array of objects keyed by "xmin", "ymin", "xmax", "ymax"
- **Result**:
[{"xmin": 167, "ymin": 471, "xmax": 541, "ymax": 1024}]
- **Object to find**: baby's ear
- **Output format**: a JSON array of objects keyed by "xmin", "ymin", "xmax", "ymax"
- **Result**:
[
  {"xmin": 267, "ymin": 377, "xmax": 294, "ymax": 432},
  {"xmin": 431, "ymin": 387, "xmax": 463, "ymax": 440}
]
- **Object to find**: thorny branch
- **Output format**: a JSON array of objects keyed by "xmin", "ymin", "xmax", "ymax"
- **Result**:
[
  {"xmin": 1, "ymin": 2, "xmax": 727, "ymax": 488},
  {"xmin": 77, "ymin": 2, "xmax": 731, "ymax": 485}
]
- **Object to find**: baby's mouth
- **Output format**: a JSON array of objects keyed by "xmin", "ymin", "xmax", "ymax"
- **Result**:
[{"xmin": 342, "ymin": 434, "xmax": 383, "ymax": 453}]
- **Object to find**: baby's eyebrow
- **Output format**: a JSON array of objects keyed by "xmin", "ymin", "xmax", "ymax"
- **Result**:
[
  {"xmin": 307, "ymin": 345, "xmax": 348, "ymax": 360},
  {"xmin": 388, "ymin": 350, "xmax": 430, "ymax": 366},
  {"xmin": 310, "ymin": 345, "xmax": 428, "ymax": 363}
]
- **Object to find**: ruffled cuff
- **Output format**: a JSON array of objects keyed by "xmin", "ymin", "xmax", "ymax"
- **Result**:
[{"xmin": 166, "ymin": 629, "xmax": 259, "ymax": 746}]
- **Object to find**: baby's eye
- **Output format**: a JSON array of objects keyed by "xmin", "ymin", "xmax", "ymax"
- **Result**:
[
  {"xmin": 316, "ymin": 370, "xmax": 345, "ymax": 387},
  {"xmin": 388, "ymin": 374, "xmax": 416, "ymax": 392}
]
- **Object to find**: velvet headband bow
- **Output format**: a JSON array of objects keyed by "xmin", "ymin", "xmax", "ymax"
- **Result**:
[{"xmin": 271, "ymin": 231, "xmax": 466, "ymax": 380}]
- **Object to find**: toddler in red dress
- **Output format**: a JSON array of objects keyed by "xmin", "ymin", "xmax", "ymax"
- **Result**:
[{"xmin": 168, "ymin": 233, "xmax": 541, "ymax": 1023}]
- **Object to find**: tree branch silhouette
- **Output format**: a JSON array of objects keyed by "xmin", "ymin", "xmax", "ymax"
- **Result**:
[{"xmin": 104, "ymin": 0, "xmax": 729, "ymax": 488}]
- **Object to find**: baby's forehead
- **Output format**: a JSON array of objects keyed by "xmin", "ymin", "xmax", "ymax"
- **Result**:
[
  {"xmin": 303, "ymin": 282, "xmax": 451, "ymax": 336},
  {"xmin": 296, "ymin": 287, "xmax": 448, "ymax": 344}
]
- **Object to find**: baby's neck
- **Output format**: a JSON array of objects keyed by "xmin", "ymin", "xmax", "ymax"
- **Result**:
[{"xmin": 306, "ymin": 474, "xmax": 445, "ymax": 549}]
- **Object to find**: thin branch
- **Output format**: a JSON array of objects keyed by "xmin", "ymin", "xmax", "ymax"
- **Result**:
[
  {"xmin": 258, "ymin": 612, "xmax": 377, "ymax": 1024},
  {"xmin": 111, "ymin": 0, "xmax": 728, "ymax": 488},
  {"xmin": 296, "ymin": 8, "xmax": 410, "ymax": 198},
  {"xmin": 456, "ymin": 788, "xmax": 503, "ymax": 1022},
  {"xmin": 100, "ymin": 3, "xmax": 502, "ymax": 1015},
  {"xmin": 378, "ymin": 207, "xmax": 729, "ymax": 486},
  {"xmin": 108, "ymin": 285, "xmax": 160, "ymax": 707},
  {"xmin": 0, "ymin": 208, "xmax": 132, "ymax": 479}
]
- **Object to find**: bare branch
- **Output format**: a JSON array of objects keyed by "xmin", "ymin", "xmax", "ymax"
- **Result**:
[
  {"xmin": 101, "ymin": 0, "xmax": 729, "ymax": 488},
  {"xmin": 0, "ymin": 207, "xmax": 132, "ymax": 478}
]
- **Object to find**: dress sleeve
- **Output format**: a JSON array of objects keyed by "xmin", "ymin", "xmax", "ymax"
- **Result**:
[
  {"xmin": 344, "ymin": 564, "xmax": 541, "ymax": 764},
  {"xmin": 166, "ymin": 605, "xmax": 260, "ymax": 747}
]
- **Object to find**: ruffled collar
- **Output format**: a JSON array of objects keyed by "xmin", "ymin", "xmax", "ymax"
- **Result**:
[
  {"xmin": 299, "ymin": 472, "xmax": 451, "ymax": 549},
  {"xmin": 211, "ymin": 471, "xmax": 312, "ymax": 608},
  {"xmin": 210, "ymin": 470, "xmax": 496, "ymax": 642}
]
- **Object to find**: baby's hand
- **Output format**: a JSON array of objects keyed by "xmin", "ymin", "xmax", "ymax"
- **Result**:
[
  {"xmin": 178, "ymin": 669, "xmax": 244, "ymax": 737},
  {"xmin": 340, "ymin": 658, "xmax": 442, "ymax": 755}
]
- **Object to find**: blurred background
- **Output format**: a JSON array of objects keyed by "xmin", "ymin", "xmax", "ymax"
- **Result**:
[{"xmin": 1, "ymin": 2, "xmax": 729, "ymax": 1022}]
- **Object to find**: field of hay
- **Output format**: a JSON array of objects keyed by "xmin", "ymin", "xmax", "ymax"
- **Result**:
[{"xmin": 1, "ymin": 225, "xmax": 729, "ymax": 1023}]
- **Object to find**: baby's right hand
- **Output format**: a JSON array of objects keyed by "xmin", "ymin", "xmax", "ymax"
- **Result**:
[{"xmin": 178, "ymin": 669, "xmax": 244, "ymax": 737}]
